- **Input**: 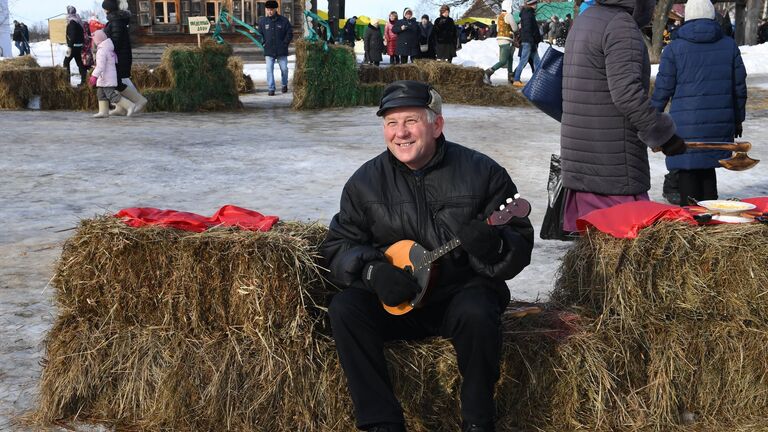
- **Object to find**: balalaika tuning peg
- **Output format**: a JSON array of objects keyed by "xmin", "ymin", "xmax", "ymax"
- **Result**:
[
  {"xmin": 513, "ymin": 193, "xmax": 520, "ymax": 200},
  {"xmin": 506, "ymin": 197, "xmax": 513, "ymax": 204},
  {"xmin": 499, "ymin": 204, "xmax": 506, "ymax": 211}
]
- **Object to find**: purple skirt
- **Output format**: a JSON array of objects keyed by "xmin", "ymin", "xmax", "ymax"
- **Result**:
[{"xmin": 562, "ymin": 189, "xmax": 650, "ymax": 232}]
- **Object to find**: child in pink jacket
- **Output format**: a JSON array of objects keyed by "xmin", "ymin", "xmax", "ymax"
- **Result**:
[{"xmin": 89, "ymin": 29, "xmax": 134, "ymax": 118}]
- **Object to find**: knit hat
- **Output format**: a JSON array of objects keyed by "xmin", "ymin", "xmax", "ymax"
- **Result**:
[
  {"xmin": 421, "ymin": 14, "xmax": 430, "ymax": 20},
  {"xmin": 403, "ymin": 8, "xmax": 413, "ymax": 17},
  {"xmin": 101, "ymin": 0, "xmax": 118, "ymax": 12},
  {"xmin": 265, "ymin": 0, "xmax": 279, "ymax": 9},
  {"xmin": 67, "ymin": 5, "xmax": 77, "ymax": 15},
  {"xmin": 377, "ymin": 80, "xmax": 443, "ymax": 117},
  {"xmin": 501, "ymin": 0, "xmax": 512, "ymax": 11},
  {"xmin": 685, "ymin": 0, "xmax": 716, "ymax": 20},
  {"xmin": 526, "ymin": 0, "xmax": 539, "ymax": 5},
  {"xmin": 92, "ymin": 29, "xmax": 108, "ymax": 45},
  {"xmin": 370, "ymin": 18, "xmax": 379, "ymax": 26}
]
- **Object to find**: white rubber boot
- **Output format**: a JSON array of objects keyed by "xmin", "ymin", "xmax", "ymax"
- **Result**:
[
  {"xmin": 116, "ymin": 97, "xmax": 136, "ymax": 117},
  {"xmin": 93, "ymin": 100, "xmax": 110, "ymax": 118},
  {"xmin": 121, "ymin": 81, "xmax": 148, "ymax": 114}
]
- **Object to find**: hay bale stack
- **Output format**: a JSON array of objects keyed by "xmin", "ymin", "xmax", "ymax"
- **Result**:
[
  {"xmin": 0, "ymin": 62, "xmax": 96, "ymax": 110},
  {"xmin": 554, "ymin": 223, "xmax": 768, "ymax": 325},
  {"xmin": 549, "ymin": 222, "xmax": 768, "ymax": 429},
  {"xmin": 130, "ymin": 64, "xmax": 173, "ymax": 90},
  {"xmin": 294, "ymin": 40, "xmax": 529, "ymax": 110}
]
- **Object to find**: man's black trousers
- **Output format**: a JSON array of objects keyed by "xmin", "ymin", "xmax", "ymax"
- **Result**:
[{"xmin": 328, "ymin": 279, "xmax": 506, "ymax": 430}]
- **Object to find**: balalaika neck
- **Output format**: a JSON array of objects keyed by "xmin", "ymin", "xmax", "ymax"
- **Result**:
[{"xmin": 419, "ymin": 237, "xmax": 461, "ymax": 267}]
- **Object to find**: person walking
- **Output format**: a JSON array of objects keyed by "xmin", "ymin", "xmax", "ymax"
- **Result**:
[
  {"xmin": 322, "ymin": 80, "xmax": 534, "ymax": 432},
  {"xmin": 484, "ymin": 0, "xmax": 519, "ymax": 84},
  {"xmin": 363, "ymin": 19, "xmax": 384, "ymax": 66},
  {"xmin": 547, "ymin": 16, "xmax": 560, "ymax": 44},
  {"xmin": 559, "ymin": 0, "xmax": 686, "ymax": 232},
  {"xmin": 89, "ymin": 29, "xmax": 135, "ymax": 118},
  {"xmin": 384, "ymin": 11, "xmax": 400, "ymax": 64},
  {"xmin": 433, "ymin": 5, "xmax": 457, "ymax": 62},
  {"xmin": 393, "ymin": 8, "xmax": 420, "ymax": 63},
  {"xmin": 102, "ymin": 0, "xmax": 148, "ymax": 115},
  {"xmin": 342, "ymin": 16, "xmax": 358, "ymax": 47},
  {"xmin": 651, "ymin": 0, "xmax": 747, "ymax": 204},
  {"xmin": 257, "ymin": 0, "xmax": 293, "ymax": 96},
  {"xmin": 512, "ymin": 0, "xmax": 542, "ymax": 87},
  {"xmin": 63, "ymin": 6, "xmax": 88, "ymax": 87},
  {"xmin": 12, "ymin": 21, "xmax": 25, "ymax": 56}
]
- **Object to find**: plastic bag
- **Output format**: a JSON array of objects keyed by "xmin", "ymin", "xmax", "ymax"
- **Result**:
[{"xmin": 540, "ymin": 154, "xmax": 572, "ymax": 240}]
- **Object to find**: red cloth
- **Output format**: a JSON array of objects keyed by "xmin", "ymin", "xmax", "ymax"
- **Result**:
[
  {"xmin": 576, "ymin": 201, "xmax": 696, "ymax": 239},
  {"xmin": 743, "ymin": 197, "xmax": 768, "ymax": 213},
  {"xmin": 115, "ymin": 205, "xmax": 279, "ymax": 232}
]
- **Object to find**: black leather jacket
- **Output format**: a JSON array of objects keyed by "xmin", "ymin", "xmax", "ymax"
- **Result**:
[{"xmin": 321, "ymin": 136, "xmax": 534, "ymax": 305}]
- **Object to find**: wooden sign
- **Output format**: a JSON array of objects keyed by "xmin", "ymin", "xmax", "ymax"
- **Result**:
[
  {"xmin": 188, "ymin": 16, "xmax": 211, "ymax": 34},
  {"xmin": 49, "ymin": 18, "xmax": 67, "ymax": 44}
]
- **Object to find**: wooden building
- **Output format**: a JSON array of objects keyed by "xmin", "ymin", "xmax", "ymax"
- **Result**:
[{"xmin": 126, "ymin": 0, "xmax": 304, "ymax": 44}]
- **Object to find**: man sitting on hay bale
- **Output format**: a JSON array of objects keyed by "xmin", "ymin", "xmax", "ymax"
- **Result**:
[{"xmin": 322, "ymin": 80, "xmax": 534, "ymax": 432}]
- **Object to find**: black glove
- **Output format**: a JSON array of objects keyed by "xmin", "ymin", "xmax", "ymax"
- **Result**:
[
  {"xmin": 457, "ymin": 219, "xmax": 504, "ymax": 264},
  {"xmin": 661, "ymin": 134, "xmax": 687, "ymax": 156},
  {"xmin": 735, "ymin": 123, "xmax": 743, "ymax": 138},
  {"xmin": 361, "ymin": 261, "xmax": 420, "ymax": 307}
]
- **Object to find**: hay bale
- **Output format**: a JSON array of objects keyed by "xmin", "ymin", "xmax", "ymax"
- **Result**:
[
  {"xmin": 130, "ymin": 64, "xmax": 173, "ymax": 90},
  {"xmin": 228, "ymin": 56, "xmax": 254, "ymax": 94},
  {"xmin": 358, "ymin": 64, "xmax": 383, "ymax": 83},
  {"xmin": 553, "ymin": 223, "xmax": 768, "ymax": 325},
  {"xmin": 0, "ymin": 55, "xmax": 40, "ymax": 71},
  {"xmin": 292, "ymin": 39, "xmax": 360, "ymax": 110},
  {"xmin": 380, "ymin": 63, "xmax": 424, "ymax": 83},
  {"xmin": 0, "ymin": 66, "xmax": 92, "ymax": 110}
]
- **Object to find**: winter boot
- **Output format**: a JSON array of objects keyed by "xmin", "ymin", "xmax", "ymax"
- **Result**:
[
  {"xmin": 93, "ymin": 100, "xmax": 110, "ymax": 118},
  {"xmin": 116, "ymin": 97, "xmax": 136, "ymax": 117},
  {"xmin": 483, "ymin": 68, "xmax": 493, "ymax": 84},
  {"xmin": 281, "ymin": 85, "xmax": 288, "ymax": 93},
  {"xmin": 111, "ymin": 84, "xmax": 147, "ymax": 115}
]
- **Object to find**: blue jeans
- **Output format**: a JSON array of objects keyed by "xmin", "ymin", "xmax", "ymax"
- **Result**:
[
  {"xmin": 513, "ymin": 42, "xmax": 540, "ymax": 82},
  {"xmin": 265, "ymin": 56, "xmax": 288, "ymax": 92}
]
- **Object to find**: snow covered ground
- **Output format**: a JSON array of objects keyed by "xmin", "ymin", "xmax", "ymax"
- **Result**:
[
  {"xmin": 7, "ymin": 38, "xmax": 768, "ymax": 88},
  {"xmin": 1, "ymin": 36, "xmax": 768, "ymax": 432}
]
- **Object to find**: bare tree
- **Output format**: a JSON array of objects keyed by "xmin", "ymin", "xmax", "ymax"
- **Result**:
[{"xmin": 647, "ymin": 0, "xmax": 673, "ymax": 63}]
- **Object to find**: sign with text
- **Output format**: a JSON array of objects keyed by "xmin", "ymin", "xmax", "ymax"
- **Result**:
[{"xmin": 187, "ymin": 16, "xmax": 211, "ymax": 34}]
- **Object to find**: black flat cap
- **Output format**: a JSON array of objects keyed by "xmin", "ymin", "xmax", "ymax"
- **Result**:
[
  {"xmin": 265, "ymin": 1, "xmax": 279, "ymax": 9},
  {"xmin": 376, "ymin": 80, "xmax": 442, "ymax": 116},
  {"xmin": 102, "ymin": 0, "xmax": 118, "ymax": 12}
]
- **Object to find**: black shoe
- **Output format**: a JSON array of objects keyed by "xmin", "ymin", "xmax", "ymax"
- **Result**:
[
  {"xmin": 281, "ymin": 85, "xmax": 288, "ymax": 93},
  {"xmin": 268, "ymin": 90, "xmax": 275, "ymax": 96}
]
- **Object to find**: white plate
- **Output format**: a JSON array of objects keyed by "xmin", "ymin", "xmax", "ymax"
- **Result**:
[
  {"xmin": 697, "ymin": 200, "xmax": 756, "ymax": 213},
  {"xmin": 712, "ymin": 214, "xmax": 753, "ymax": 224}
]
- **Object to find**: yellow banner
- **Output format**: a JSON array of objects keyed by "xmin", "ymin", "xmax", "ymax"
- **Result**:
[{"xmin": 49, "ymin": 18, "xmax": 67, "ymax": 44}]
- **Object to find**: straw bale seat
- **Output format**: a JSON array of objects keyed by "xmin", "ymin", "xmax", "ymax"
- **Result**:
[{"xmin": 32, "ymin": 217, "xmax": 768, "ymax": 431}]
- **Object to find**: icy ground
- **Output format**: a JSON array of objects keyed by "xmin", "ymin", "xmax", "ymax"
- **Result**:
[{"xmin": 2, "ymin": 39, "xmax": 768, "ymax": 431}]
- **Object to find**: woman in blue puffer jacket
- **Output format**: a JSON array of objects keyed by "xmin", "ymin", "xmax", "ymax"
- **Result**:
[{"xmin": 652, "ymin": 0, "xmax": 747, "ymax": 203}]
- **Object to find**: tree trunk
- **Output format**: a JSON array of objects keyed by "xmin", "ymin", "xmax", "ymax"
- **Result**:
[
  {"xmin": 744, "ymin": 0, "xmax": 764, "ymax": 45},
  {"xmin": 649, "ymin": 0, "xmax": 674, "ymax": 63}
]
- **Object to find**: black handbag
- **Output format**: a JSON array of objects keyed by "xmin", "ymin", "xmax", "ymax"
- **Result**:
[{"xmin": 522, "ymin": 46, "xmax": 563, "ymax": 122}]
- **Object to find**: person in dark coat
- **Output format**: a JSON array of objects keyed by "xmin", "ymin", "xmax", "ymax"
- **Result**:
[
  {"xmin": 257, "ymin": 0, "xmax": 294, "ymax": 95},
  {"xmin": 433, "ymin": 5, "xmax": 457, "ymax": 62},
  {"xmin": 102, "ymin": 0, "xmax": 148, "ymax": 115},
  {"xmin": 559, "ymin": 0, "xmax": 685, "ymax": 232},
  {"xmin": 363, "ymin": 19, "xmax": 384, "ymax": 66},
  {"xmin": 651, "ymin": 0, "xmax": 747, "ymax": 203},
  {"xmin": 393, "ymin": 7, "xmax": 420, "ymax": 63},
  {"xmin": 64, "ymin": 6, "xmax": 88, "ymax": 86},
  {"xmin": 489, "ymin": 20, "xmax": 497, "ymax": 37},
  {"xmin": 322, "ymin": 80, "xmax": 534, "ymax": 432},
  {"xmin": 512, "ymin": 0, "xmax": 542, "ymax": 86},
  {"xmin": 418, "ymin": 14, "xmax": 436, "ymax": 59},
  {"xmin": 759, "ymin": 18, "xmax": 768, "ymax": 44},
  {"xmin": 342, "ymin": 16, "xmax": 358, "ymax": 47}
]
